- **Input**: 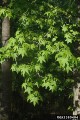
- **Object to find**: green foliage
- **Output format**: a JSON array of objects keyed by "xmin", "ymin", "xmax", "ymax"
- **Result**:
[
  {"xmin": 0, "ymin": 7, "xmax": 12, "ymax": 18},
  {"xmin": 42, "ymin": 74, "xmax": 58, "ymax": 92},
  {"xmin": 0, "ymin": 0, "xmax": 79, "ymax": 107}
]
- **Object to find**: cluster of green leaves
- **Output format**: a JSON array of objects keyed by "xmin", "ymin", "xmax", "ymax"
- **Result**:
[
  {"xmin": 0, "ymin": 0, "xmax": 79, "ymax": 106},
  {"xmin": 0, "ymin": 7, "xmax": 12, "ymax": 18}
]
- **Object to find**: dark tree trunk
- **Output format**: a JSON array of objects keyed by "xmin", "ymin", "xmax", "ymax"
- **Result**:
[{"xmin": 0, "ymin": 1, "xmax": 12, "ymax": 120}]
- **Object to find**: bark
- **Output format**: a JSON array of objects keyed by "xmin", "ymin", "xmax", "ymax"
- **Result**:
[
  {"xmin": 1, "ymin": 18, "xmax": 12, "ymax": 120},
  {"xmin": 0, "ymin": 1, "xmax": 12, "ymax": 120},
  {"xmin": 0, "ymin": 18, "xmax": 2, "ymax": 120},
  {"xmin": 73, "ymin": 0, "xmax": 80, "ymax": 115}
]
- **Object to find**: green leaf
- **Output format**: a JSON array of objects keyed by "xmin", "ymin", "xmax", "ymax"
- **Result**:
[
  {"xmin": 22, "ymin": 83, "xmax": 27, "ymax": 90},
  {"xmin": 27, "ymin": 91, "xmax": 42, "ymax": 106},
  {"xmin": 62, "ymin": 24, "xmax": 68, "ymax": 32},
  {"xmin": 24, "ymin": 86, "xmax": 33, "ymax": 94},
  {"xmin": 38, "ymin": 56, "xmax": 45, "ymax": 63},
  {"xmin": 35, "ymin": 64, "xmax": 41, "ymax": 72}
]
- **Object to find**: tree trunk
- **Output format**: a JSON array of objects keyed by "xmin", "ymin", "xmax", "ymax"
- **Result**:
[
  {"xmin": 73, "ymin": 0, "xmax": 80, "ymax": 115},
  {"xmin": 0, "ymin": 1, "xmax": 12, "ymax": 120},
  {"xmin": 0, "ymin": 15, "xmax": 2, "ymax": 120}
]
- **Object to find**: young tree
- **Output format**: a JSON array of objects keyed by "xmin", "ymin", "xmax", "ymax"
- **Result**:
[{"xmin": 0, "ymin": 0, "xmax": 79, "ymax": 118}]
